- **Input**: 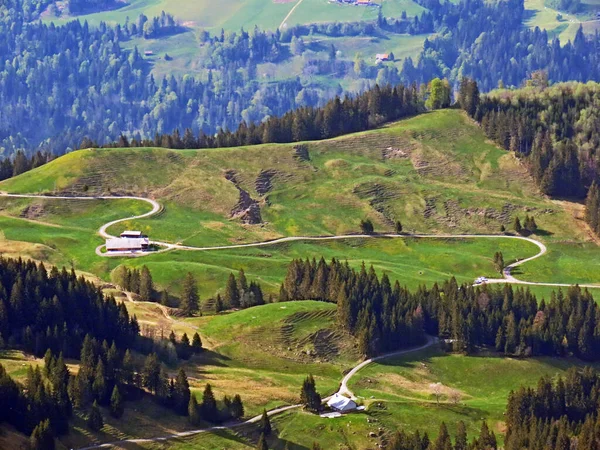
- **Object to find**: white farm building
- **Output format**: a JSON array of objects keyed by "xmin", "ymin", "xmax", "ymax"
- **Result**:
[
  {"xmin": 327, "ymin": 393, "xmax": 357, "ymax": 413},
  {"xmin": 106, "ymin": 231, "xmax": 150, "ymax": 252}
]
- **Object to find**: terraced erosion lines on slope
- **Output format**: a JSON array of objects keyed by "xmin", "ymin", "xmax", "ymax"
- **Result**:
[
  {"xmin": 77, "ymin": 337, "xmax": 439, "ymax": 450},
  {"xmin": 1, "ymin": 193, "xmax": 599, "ymax": 289}
]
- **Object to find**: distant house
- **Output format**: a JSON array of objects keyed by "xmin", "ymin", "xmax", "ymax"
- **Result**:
[
  {"xmin": 376, "ymin": 53, "xmax": 390, "ymax": 62},
  {"xmin": 356, "ymin": 0, "xmax": 371, "ymax": 4},
  {"xmin": 106, "ymin": 231, "xmax": 150, "ymax": 252},
  {"xmin": 327, "ymin": 393, "xmax": 357, "ymax": 413},
  {"xmin": 144, "ymin": 50, "xmax": 154, "ymax": 56}
]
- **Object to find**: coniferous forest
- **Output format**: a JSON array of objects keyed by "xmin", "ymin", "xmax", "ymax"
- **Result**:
[
  {"xmin": 5, "ymin": 0, "xmax": 600, "ymax": 157},
  {"xmin": 0, "ymin": 257, "xmax": 244, "ymax": 446},
  {"xmin": 280, "ymin": 258, "xmax": 600, "ymax": 360}
]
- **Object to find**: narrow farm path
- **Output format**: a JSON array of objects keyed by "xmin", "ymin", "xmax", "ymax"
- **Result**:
[
  {"xmin": 77, "ymin": 337, "xmax": 438, "ymax": 450},
  {"xmin": 3, "ymin": 193, "xmax": 599, "ymax": 448},
  {"xmin": 278, "ymin": 0, "xmax": 306, "ymax": 30}
]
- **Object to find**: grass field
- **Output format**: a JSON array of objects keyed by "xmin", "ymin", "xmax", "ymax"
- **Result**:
[
  {"xmin": 42, "ymin": 0, "xmax": 422, "ymax": 32},
  {"xmin": 1, "ymin": 110, "xmax": 599, "ymax": 297}
]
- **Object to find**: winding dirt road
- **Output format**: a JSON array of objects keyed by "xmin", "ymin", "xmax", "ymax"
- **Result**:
[
  {"xmin": 77, "ymin": 336, "xmax": 438, "ymax": 450},
  {"xmin": 4, "ymin": 193, "xmax": 599, "ymax": 448},
  {"xmin": 2, "ymin": 193, "xmax": 597, "ymax": 289}
]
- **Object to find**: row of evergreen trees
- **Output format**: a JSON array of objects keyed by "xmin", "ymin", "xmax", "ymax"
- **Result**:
[
  {"xmin": 504, "ymin": 367, "xmax": 600, "ymax": 449},
  {"xmin": 0, "ymin": 151, "xmax": 53, "ymax": 182},
  {"xmin": 385, "ymin": 421, "xmax": 498, "ymax": 450},
  {"xmin": 279, "ymin": 258, "xmax": 600, "ymax": 360},
  {"xmin": 0, "ymin": 258, "xmax": 140, "ymax": 358},
  {"xmin": 91, "ymin": 83, "xmax": 424, "ymax": 150}
]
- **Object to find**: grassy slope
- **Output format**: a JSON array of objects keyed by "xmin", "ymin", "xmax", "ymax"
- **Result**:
[
  {"xmin": 2, "ymin": 110, "xmax": 594, "ymax": 297},
  {"xmin": 6, "ymin": 301, "xmax": 599, "ymax": 449}
]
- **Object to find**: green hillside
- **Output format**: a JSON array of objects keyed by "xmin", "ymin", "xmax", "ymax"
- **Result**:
[{"xmin": 1, "ymin": 109, "xmax": 598, "ymax": 296}]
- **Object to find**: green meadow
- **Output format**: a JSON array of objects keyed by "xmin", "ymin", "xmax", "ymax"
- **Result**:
[{"xmin": 1, "ymin": 110, "xmax": 599, "ymax": 296}]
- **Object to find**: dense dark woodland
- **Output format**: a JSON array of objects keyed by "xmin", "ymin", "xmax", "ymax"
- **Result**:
[
  {"xmin": 504, "ymin": 368, "xmax": 600, "ymax": 450},
  {"xmin": 281, "ymin": 258, "xmax": 600, "ymax": 360},
  {"xmin": 0, "ymin": 257, "xmax": 239, "ymax": 447},
  {"xmin": 4, "ymin": 0, "xmax": 600, "ymax": 156},
  {"xmin": 456, "ymin": 79, "xmax": 600, "ymax": 235}
]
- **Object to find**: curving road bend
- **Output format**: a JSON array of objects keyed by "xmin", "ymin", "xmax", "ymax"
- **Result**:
[
  {"xmin": 77, "ymin": 337, "xmax": 438, "ymax": 450},
  {"xmin": 3, "ymin": 193, "xmax": 599, "ymax": 448},
  {"xmin": 1, "ymin": 193, "xmax": 599, "ymax": 289}
]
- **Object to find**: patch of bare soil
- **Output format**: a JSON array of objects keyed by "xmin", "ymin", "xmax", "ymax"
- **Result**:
[
  {"xmin": 20, "ymin": 204, "xmax": 45, "ymax": 220},
  {"xmin": 353, "ymin": 182, "xmax": 400, "ymax": 224},
  {"xmin": 255, "ymin": 169, "xmax": 278, "ymax": 196},
  {"xmin": 225, "ymin": 170, "xmax": 262, "ymax": 224}
]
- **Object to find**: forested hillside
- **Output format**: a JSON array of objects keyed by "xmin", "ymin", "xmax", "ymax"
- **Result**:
[{"xmin": 3, "ymin": 0, "xmax": 600, "ymax": 158}]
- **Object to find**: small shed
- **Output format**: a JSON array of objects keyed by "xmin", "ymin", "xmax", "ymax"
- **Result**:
[
  {"xmin": 376, "ymin": 53, "xmax": 390, "ymax": 62},
  {"xmin": 327, "ymin": 393, "xmax": 357, "ymax": 413}
]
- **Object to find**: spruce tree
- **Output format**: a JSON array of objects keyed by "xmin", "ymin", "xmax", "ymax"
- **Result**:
[
  {"xmin": 87, "ymin": 400, "xmax": 104, "ymax": 431},
  {"xmin": 192, "ymin": 332, "xmax": 203, "ymax": 353},
  {"xmin": 256, "ymin": 432, "xmax": 269, "ymax": 450},
  {"xmin": 30, "ymin": 419, "xmax": 55, "ymax": 450},
  {"xmin": 200, "ymin": 383, "xmax": 218, "ymax": 422},
  {"xmin": 180, "ymin": 272, "xmax": 199, "ymax": 316},
  {"xmin": 230, "ymin": 394, "xmax": 244, "ymax": 419},
  {"xmin": 513, "ymin": 216, "xmax": 522, "ymax": 234},
  {"xmin": 139, "ymin": 265, "xmax": 154, "ymax": 300},
  {"xmin": 260, "ymin": 409, "xmax": 272, "ymax": 435},
  {"xmin": 174, "ymin": 368, "xmax": 191, "ymax": 416},
  {"xmin": 225, "ymin": 273, "xmax": 240, "ymax": 308},
  {"xmin": 110, "ymin": 386, "xmax": 124, "ymax": 418},
  {"xmin": 188, "ymin": 395, "xmax": 200, "ymax": 425},
  {"xmin": 395, "ymin": 220, "xmax": 403, "ymax": 234},
  {"xmin": 455, "ymin": 421, "xmax": 467, "ymax": 450}
]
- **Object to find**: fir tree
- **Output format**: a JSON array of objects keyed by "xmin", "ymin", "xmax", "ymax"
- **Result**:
[
  {"xmin": 180, "ymin": 272, "xmax": 199, "ymax": 316},
  {"xmin": 139, "ymin": 265, "xmax": 154, "ymax": 300},
  {"xmin": 256, "ymin": 432, "xmax": 268, "ymax": 450},
  {"xmin": 87, "ymin": 401, "xmax": 104, "ymax": 431},
  {"xmin": 200, "ymin": 384, "xmax": 218, "ymax": 422},
  {"xmin": 260, "ymin": 409, "xmax": 272, "ymax": 435},
  {"xmin": 30, "ymin": 419, "xmax": 55, "ymax": 450},
  {"xmin": 188, "ymin": 395, "xmax": 200, "ymax": 425},
  {"xmin": 225, "ymin": 273, "xmax": 240, "ymax": 308},
  {"xmin": 174, "ymin": 368, "xmax": 191, "ymax": 416},
  {"xmin": 192, "ymin": 332, "xmax": 203, "ymax": 353},
  {"xmin": 109, "ymin": 386, "xmax": 124, "ymax": 418}
]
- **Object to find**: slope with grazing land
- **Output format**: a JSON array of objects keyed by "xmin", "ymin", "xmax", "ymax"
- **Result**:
[{"xmin": 0, "ymin": 110, "xmax": 597, "ymax": 298}]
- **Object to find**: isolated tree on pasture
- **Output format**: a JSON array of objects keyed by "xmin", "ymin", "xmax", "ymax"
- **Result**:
[
  {"xmin": 395, "ymin": 220, "xmax": 403, "ymax": 234},
  {"xmin": 300, "ymin": 375, "xmax": 321, "ymax": 412},
  {"xmin": 493, "ymin": 251, "xmax": 504, "ymax": 274},
  {"xmin": 360, "ymin": 219, "xmax": 374, "ymax": 234}
]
